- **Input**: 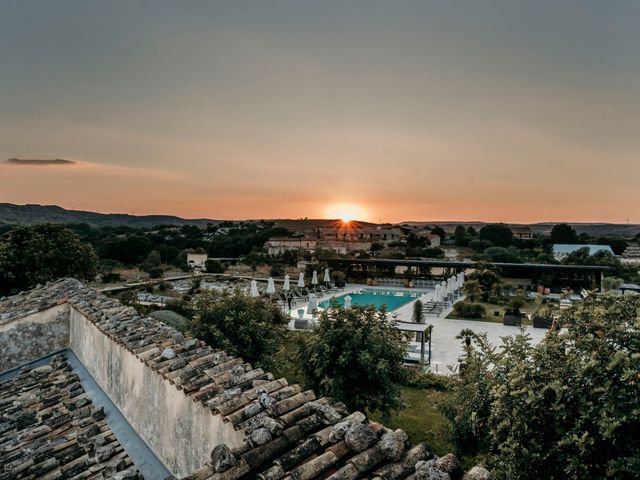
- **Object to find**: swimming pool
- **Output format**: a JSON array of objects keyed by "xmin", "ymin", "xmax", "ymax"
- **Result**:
[{"xmin": 318, "ymin": 288, "xmax": 424, "ymax": 312}]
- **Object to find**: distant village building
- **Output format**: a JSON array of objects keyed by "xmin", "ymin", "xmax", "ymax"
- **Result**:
[
  {"xmin": 553, "ymin": 244, "xmax": 614, "ymax": 261},
  {"xmin": 316, "ymin": 223, "xmax": 403, "ymax": 246},
  {"xmin": 621, "ymin": 244, "xmax": 640, "ymax": 265},
  {"xmin": 510, "ymin": 225, "xmax": 534, "ymax": 240},
  {"xmin": 186, "ymin": 252, "xmax": 208, "ymax": 269},
  {"xmin": 266, "ymin": 237, "xmax": 317, "ymax": 256},
  {"xmin": 317, "ymin": 239, "xmax": 372, "ymax": 254}
]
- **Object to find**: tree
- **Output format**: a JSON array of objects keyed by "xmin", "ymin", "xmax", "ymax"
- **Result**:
[
  {"xmin": 413, "ymin": 299, "xmax": 424, "ymax": 323},
  {"xmin": 297, "ymin": 305, "xmax": 408, "ymax": 415},
  {"xmin": 454, "ymin": 225, "xmax": 470, "ymax": 247},
  {"xmin": 0, "ymin": 224, "xmax": 98, "ymax": 295},
  {"xmin": 462, "ymin": 279, "xmax": 484, "ymax": 302},
  {"xmin": 140, "ymin": 250, "xmax": 162, "ymax": 273},
  {"xmin": 442, "ymin": 295, "xmax": 640, "ymax": 479},
  {"xmin": 478, "ymin": 224, "xmax": 513, "ymax": 247},
  {"xmin": 466, "ymin": 262, "xmax": 503, "ymax": 302},
  {"xmin": 431, "ymin": 226, "xmax": 446, "ymax": 241},
  {"xmin": 205, "ymin": 259, "xmax": 225, "ymax": 273},
  {"xmin": 189, "ymin": 290, "xmax": 288, "ymax": 369},
  {"xmin": 550, "ymin": 223, "xmax": 579, "ymax": 244}
]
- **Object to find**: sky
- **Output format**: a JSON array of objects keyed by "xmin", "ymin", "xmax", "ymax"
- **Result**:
[{"xmin": 1, "ymin": 0, "xmax": 639, "ymax": 223}]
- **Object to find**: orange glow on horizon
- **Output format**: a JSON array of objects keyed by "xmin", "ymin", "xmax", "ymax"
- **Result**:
[{"xmin": 324, "ymin": 203, "xmax": 369, "ymax": 223}]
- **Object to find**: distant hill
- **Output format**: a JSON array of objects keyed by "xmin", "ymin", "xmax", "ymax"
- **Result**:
[
  {"xmin": 402, "ymin": 221, "xmax": 640, "ymax": 238},
  {"xmin": 0, "ymin": 203, "xmax": 221, "ymax": 228}
]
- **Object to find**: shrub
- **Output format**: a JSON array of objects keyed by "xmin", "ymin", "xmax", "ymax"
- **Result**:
[{"xmin": 452, "ymin": 302, "xmax": 486, "ymax": 319}]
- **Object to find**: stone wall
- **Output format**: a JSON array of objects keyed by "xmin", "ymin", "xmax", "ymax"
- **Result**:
[
  {"xmin": 68, "ymin": 307, "xmax": 245, "ymax": 477},
  {"xmin": 0, "ymin": 304, "xmax": 69, "ymax": 370}
]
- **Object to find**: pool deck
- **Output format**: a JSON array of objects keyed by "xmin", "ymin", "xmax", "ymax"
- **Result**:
[{"xmin": 286, "ymin": 283, "xmax": 548, "ymax": 375}]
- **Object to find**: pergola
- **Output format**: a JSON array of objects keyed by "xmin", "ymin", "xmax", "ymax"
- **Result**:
[
  {"xmin": 326, "ymin": 258, "xmax": 610, "ymax": 291},
  {"xmin": 396, "ymin": 322, "xmax": 433, "ymax": 365}
]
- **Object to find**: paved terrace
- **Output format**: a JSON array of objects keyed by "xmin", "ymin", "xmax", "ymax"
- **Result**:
[{"xmin": 286, "ymin": 285, "xmax": 548, "ymax": 374}]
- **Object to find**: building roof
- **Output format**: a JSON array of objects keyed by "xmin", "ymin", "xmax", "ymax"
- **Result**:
[
  {"xmin": 0, "ymin": 279, "xmax": 464, "ymax": 479},
  {"xmin": 552, "ymin": 244, "xmax": 614, "ymax": 256},
  {"xmin": 0, "ymin": 354, "xmax": 142, "ymax": 480}
]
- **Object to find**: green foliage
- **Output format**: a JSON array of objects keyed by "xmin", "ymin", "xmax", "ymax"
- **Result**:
[
  {"xmin": 442, "ymin": 295, "xmax": 640, "ymax": 479},
  {"xmin": 431, "ymin": 226, "xmax": 446, "ymax": 241},
  {"xmin": 603, "ymin": 276, "xmax": 624, "ymax": 290},
  {"xmin": 331, "ymin": 271, "xmax": 346, "ymax": 287},
  {"xmin": 466, "ymin": 262, "xmax": 504, "ymax": 302},
  {"xmin": 413, "ymin": 299, "xmax": 425, "ymax": 323},
  {"xmin": 463, "ymin": 279, "xmax": 484, "ymax": 302},
  {"xmin": 402, "ymin": 367, "xmax": 453, "ymax": 391},
  {"xmin": 0, "ymin": 224, "xmax": 98, "ymax": 295},
  {"xmin": 452, "ymin": 302, "xmax": 486, "ymax": 319},
  {"xmin": 481, "ymin": 246, "xmax": 524, "ymax": 263},
  {"xmin": 297, "ymin": 305, "xmax": 409, "ymax": 415},
  {"xmin": 479, "ymin": 224, "xmax": 513, "ymax": 247},
  {"xmin": 140, "ymin": 250, "xmax": 162, "ymax": 273},
  {"xmin": 205, "ymin": 258, "xmax": 225, "ymax": 273},
  {"xmin": 149, "ymin": 309, "xmax": 189, "ymax": 332},
  {"xmin": 454, "ymin": 225, "xmax": 471, "ymax": 247},
  {"xmin": 550, "ymin": 223, "xmax": 579, "ymax": 244},
  {"xmin": 189, "ymin": 290, "xmax": 289, "ymax": 369}
]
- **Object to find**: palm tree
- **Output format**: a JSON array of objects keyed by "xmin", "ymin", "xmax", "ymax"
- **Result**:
[{"xmin": 456, "ymin": 328, "xmax": 476, "ymax": 347}]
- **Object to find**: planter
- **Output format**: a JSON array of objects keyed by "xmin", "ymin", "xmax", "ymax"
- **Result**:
[
  {"xmin": 533, "ymin": 316, "xmax": 553, "ymax": 329},
  {"xmin": 297, "ymin": 309, "xmax": 305, "ymax": 319},
  {"xmin": 366, "ymin": 278, "xmax": 373, "ymax": 286},
  {"xmin": 503, "ymin": 313, "xmax": 523, "ymax": 326},
  {"xmin": 294, "ymin": 319, "xmax": 311, "ymax": 330},
  {"xmin": 402, "ymin": 279, "xmax": 411, "ymax": 288}
]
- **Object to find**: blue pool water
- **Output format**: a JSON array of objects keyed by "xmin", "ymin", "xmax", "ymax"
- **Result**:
[{"xmin": 319, "ymin": 288, "xmax": 424, "ymax": 312}]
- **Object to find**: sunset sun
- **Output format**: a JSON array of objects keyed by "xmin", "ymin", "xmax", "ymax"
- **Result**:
[{"xmin": 325, "ymin": 203, "xmax": 368, "ymax": 223}]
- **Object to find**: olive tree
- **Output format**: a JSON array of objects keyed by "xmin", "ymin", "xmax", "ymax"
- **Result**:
[
  {"xmin": 442, "ymin": 295, "xmax": 640, "ymax": 479},
  {"xmin": 297, "ymin": 305, "xmax": 409, "ymax": 415},
  {"xmin": 189, "ymin": 290, "xmax": 289, "ymax": 369},
  {"xmin": 0, "ymin": 224, "xmax": 98, "ymax": 295}
]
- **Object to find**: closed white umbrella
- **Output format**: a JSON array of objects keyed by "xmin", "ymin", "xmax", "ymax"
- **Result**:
[
  {"xmin": 307, "ymin": 293, "xmax": 318, "ymax": 314},
  {"xmin": 434, "ymin": 284, "xmax": 441, "ymax": 302},
  {"xmin": 297, "ymin": 272, "xmax": 305, "ymax": 288},
  {"xmin": 266, "ymin": 277, "xmax": 276, "ymax": 294},
  {"xmin": 283, "ymin": 274, "xmax": 290, "ymax": 291},
  {"xmin": 451, "ymin": 276, "xmax": 458, "ymax": 292},
  {"xmin": 323, "ymin": 268, "xmax": 331, "ymax": 285},
  {"xmin": 344, "ymin": 295, "xmax": 352, "ymax": 309},
  {"xmin": 250, "ymin": 280, "xmax": 259, "ymax": 298},
  {"xmin": 441, "ymin": 280, "xmax": 447, "ymax": 295},
  {"xmin": 312, "ymin": 270, "xmax": 318, "ymax": 285}
]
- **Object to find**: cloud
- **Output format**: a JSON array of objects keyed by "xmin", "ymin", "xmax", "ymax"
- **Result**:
[{"xmin": 6, "ymin": 158, "xmax": 77, "ymax": 166}]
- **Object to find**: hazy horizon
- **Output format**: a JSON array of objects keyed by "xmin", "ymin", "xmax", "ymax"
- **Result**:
[{"xmin": 1, "ymin": 1, "xmax": 639, "ymax": 223}]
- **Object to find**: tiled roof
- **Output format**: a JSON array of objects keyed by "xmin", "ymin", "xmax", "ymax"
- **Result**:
[
  {"xmin": 0, "ymin": 355, "xmax": 141, "ymax": 480},
  {"xmin": 1, "ymin": 279, "xmax": 466, "ymax": 479}
]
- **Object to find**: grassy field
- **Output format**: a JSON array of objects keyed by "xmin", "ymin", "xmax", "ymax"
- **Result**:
[{"xmin": 369, "ymin": 387, "xmax": 454, "ymax": 456}]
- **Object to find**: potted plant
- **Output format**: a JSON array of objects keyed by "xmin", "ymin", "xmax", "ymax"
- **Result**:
[
  {"xmin": 403, "ymin": 268, "xmax": 414, "ymax": 288},
  {"xmin": 531, "ymin": 305, "xmax": 554, "ymax": 329},
  {"xmin": 503, "ymin": 296, "xmax": 525, "ymax": 326}
]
